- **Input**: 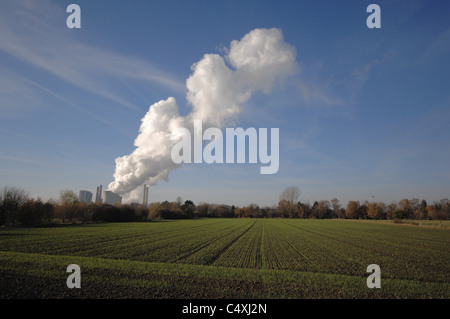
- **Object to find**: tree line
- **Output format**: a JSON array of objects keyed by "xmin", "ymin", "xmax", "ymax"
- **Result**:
[
  {"xmin": 274, "ymin": 186, "xmax": 449, "ymax": 221},
  {"xmin": 0, "ymin": 186, "xmax": 449, "ymax": 227},
  {"xmin": 0, "ymin": 187, "xmax": 147, "ymax": 226}
]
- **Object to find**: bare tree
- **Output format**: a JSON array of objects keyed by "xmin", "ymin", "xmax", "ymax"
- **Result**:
[
  {"xmin": 196, "ymin": 202, "xmax": 209, "ymax": 217},
  {"xmin": 57, "ymin": 190, "xmax": 78, "ymax": 223},
  {"xmin": 279, "ymin": 186, "xmax": 300, "ymax": 204},
  {"xmin": 331, "ymin": 198, "xmax": 343, "ymax": 218},
  {"xmin": 278, "ymin": 199, "xmax": 294, "ymax": 218},
  {"xmin": 311, "ymin": 200, "xmax": 331, "ymax": 219},
  {"xmin": 148, "ymin": 202, "xmax": 161, "ymax": 219},
  {"xmin": 397, "ymin": 198, "xmax": 413, "ymax": 219},
  {"xmin": 59, "ymin": 190, "xmax": 78, "ymax": 205},
  {"xmin": 0, "ymin": 186, "xmax": 29, "ymax": 225},
  {"xmin": 278, "ymin": 186, "xmax": 300, "ymax": 218}
]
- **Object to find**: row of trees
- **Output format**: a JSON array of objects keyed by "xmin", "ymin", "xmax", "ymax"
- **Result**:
[
  {"xmin": 276, "ymin": 197, "xmax": 449, "ymax": 220},
  {"xmin": 275, "ymin": 186, "xmax": 450, "ymax": 221},
  {"xmin": 0, "ymin": 186, "xmax": 449, "ymax": 227},
  {"xmin": 148, "ymin": 200, "xmax": 236, "ymax": 219},
  {"xmin": 0, "ymin": 187, "xmax": 147, "ymax": 226}
]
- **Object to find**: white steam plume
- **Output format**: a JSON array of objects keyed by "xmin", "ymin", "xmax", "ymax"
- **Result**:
[{"xmin": 108, "ymin": 28, "xmax": 298, "ymax": 198}]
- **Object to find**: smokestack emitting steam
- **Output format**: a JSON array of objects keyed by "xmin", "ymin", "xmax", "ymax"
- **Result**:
[
  {"xmin": 108, "ymin": 28, "xmax": 298, "ymax": 198},
  {"xmin": 143, "ymin": 184, "xmax": 149, "ymax": 208}
]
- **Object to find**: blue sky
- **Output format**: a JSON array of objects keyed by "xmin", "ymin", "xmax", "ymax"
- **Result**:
[{"xmin": 0, "ymin": 0, "xmax": 449, "ymax": 207}]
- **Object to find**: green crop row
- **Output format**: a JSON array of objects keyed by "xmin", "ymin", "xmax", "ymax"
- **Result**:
[
  {"xmin": 0, "ymin": 218, "xmax": 448, "ymax": 298},
  {"xmin": 0, "ymin": 250, "xmax": 448, "ymax": 299}
]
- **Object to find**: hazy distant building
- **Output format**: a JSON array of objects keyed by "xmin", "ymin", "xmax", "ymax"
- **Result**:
[
  {"xmin": 79, "ymin": 190, "xmax": 93, "ymax": 204},
  {"xmin": 103, "ymin": 190, "xmax": 122, "ymax": 206},
  {"xmin": 95, "ymin": 185, "xmax": 102, "ymax": 204},
  {"xmin": 143, "ymin": 184, "xmax": 149, "ymax": 208}
]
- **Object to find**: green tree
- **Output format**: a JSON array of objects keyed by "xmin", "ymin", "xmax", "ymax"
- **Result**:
[{"xmin": 181, "ymin": 200, "xmax": 196, "ymax": 218}]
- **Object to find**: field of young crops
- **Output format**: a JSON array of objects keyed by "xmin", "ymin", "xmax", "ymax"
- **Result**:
[{"xmin": 0, "ymin": 219, "xmax": 449, "ymax": 299}]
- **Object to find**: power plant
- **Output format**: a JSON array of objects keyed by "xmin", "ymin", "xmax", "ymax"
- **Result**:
[
  {"xmin": 102, "ymin": 190, "xmax": 122, "ymax": 206},
  {"xmin": 78, "ymin": 190, "xmax": 93, "ymax": 204},
  {"xmin": 143, "ymin": 184, "xmax": 149, "ymax": 208},
  {"xmin": 80, "ymin": 184, "xmax": 149, "ymax": 207}
]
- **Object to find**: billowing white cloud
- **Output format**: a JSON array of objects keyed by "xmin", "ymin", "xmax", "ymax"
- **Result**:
[
  {"xmin": 110, "ymin": 97, "xmax": 183, "ymax": 195},
  {"xmin": 228, "ymin": 28, "xmax": 297, "ymax": 93},
  {"xmin": 109, "ymin": 28, "xmax": 298, "ymax": 197}
]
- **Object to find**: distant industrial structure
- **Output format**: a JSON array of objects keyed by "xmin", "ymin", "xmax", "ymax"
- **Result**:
[
  {"xmin": 103, "ymin": 190, "xmax": 122, "ymax": 206},
  {"xmin": 78, "ymin": 185, "xmax": 122, "ymax": 206},
  {"xmin": 95, "ymin": 185, "xmax": 102, "ymax": 204},
  {"xmin": 78, "ymin": 190, "xmax": 93, "ymax": 204},
  {"xmin": 143, "ymin": 184, "xmax": 149, "ymax": 208}
]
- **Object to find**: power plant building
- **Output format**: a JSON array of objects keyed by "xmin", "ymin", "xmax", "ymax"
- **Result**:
[
  {"xmin": 79, "ymin": 190, "xmax": 93, "ymax": 204},
  {"xmin": 103, "ymin": 190, "xmax": 122, "ymax": 206}
]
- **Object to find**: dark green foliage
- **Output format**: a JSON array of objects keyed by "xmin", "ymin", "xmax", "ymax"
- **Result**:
[{"xmin": 91, "ymin": 204, "xmax": 146, "ymax": 222}]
